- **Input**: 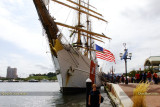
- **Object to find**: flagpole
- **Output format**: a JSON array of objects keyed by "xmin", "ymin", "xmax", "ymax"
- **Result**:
[
  {"xmin": 124, "ymin": 49, "xmax": 128, "ymax": 84},
  {"xmin": 119, "ymin": 43, "xmax": 132, "ymax": 85}
]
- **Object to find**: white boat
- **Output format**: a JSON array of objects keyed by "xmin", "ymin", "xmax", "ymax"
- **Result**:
[
  {"xmin": 28, "ymin": 79, "xmax": 39, "ymax": 82},
  {"xmin": 33, "ymin": 0, "xmax": 111, "ymax": 93},
  {"xmin": 40, "ymin": 79, "xmax": 49, "ymax": 82}
]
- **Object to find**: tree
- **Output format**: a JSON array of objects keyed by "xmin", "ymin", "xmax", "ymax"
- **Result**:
[{"xmin": 47, "ymin": 72, "xmax": 56, "ymax": 77}]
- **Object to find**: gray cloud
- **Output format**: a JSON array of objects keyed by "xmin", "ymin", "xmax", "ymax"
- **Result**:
[
  {"xmin": 102, "ymin": 0, "xmax": 160, "ymax": 73},
  {"xmin": 35, "ymin": 64, "xmax": 54, "ymax": 72},
  {"xmin": 122, "ymin": 0, "xmax": 160, "ymax": 20}
]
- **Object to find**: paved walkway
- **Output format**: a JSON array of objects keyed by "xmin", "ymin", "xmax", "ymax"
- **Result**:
[{"xmin": 119, "ymin": 83, "xmax": 160, "ymax": 107}]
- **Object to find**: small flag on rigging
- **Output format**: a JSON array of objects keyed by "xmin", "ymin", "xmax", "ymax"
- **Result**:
[{"xmin": 95, "ymin": 44, "xmax": 116, "ymax": 63}]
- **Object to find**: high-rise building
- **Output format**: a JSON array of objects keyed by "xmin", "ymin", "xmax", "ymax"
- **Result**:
[{"xmin": 6, "ymin": 66, "xmax": 18, "ymax": 79}]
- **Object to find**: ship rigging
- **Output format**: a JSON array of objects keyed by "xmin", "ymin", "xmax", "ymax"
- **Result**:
[{"xmin": 33, "ymin": 0, "xmax": 111, "ymax": 93}]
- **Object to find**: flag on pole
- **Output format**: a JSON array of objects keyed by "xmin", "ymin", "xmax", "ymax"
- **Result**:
[
  {"xmin": 121, "ymin": 49, "xmax": 128, "ymax": 60},
  {"xmin": 95, "ymin": 44, "xmax": 116, "ymax": 63}
]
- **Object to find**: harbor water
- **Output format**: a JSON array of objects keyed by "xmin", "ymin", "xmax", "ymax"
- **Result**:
[{"xmin": 0, "ymin": 82, "xmax": 112, "ymax": 107}]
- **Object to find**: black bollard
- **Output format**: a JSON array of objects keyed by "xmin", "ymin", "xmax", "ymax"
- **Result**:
[{"xmin": 86, "ymin": 78, "xmax": 92, "ymax": 107}]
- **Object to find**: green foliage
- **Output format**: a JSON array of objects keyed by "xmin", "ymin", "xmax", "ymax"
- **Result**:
[
  {"xmin": 128, "ymin": 70, "xmax": 136, "ymax": 77},
  {"xmin": 26, "ymin": 75, "xmax": 57, "ymax": 81},
  {"xmin": 23, "ymin": 72, "xmax": 57, "ymax": 81},
  {"xmin": 29, "ymin": 72, "xmax": 56, "ymax": 77},
  {"xmin": 47, "ymin": 72, "xmax": 56, "ymax": 77}
]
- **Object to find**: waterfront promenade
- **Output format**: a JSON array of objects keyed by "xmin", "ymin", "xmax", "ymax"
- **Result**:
[{"xmin": 119, "ymin": 83, "xmax": 160, "ymax": 107}]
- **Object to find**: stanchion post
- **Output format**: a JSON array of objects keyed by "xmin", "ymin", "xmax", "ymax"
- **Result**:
[{"xmin": 86, "ymin": 78, "xmax": 92, "ymax": 107}]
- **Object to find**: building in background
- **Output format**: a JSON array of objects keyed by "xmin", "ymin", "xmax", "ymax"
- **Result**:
[
  {"xmin": 6, "ymin": 66, "xmax": 18, "ymax": 79},
  {"xmin": 144, "ymin": 56, "xmax": 160, "ymax": 72}
]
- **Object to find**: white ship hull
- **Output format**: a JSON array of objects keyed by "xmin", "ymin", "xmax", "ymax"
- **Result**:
[{"xmin": 53, "ymin": 46, "xmax": 102, "ymax": 93}]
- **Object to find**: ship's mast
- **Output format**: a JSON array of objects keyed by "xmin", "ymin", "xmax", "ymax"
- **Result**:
[
  {"xmin": 50, "ymin": 0, "xmax": 111, "ymax": 46},
  {"xmin": 89, "ymin": 20, "xmax": 92, "ymax": 59},
  {"xmin": 77, "ymin": 0, "xmax": 81, "ymax": 45},
  {"xmin": 86, "ymin": 0, "xmax": 89, "ymax": 56},
  {"xmin": 86, "ymin": 0, "xmax": 92, "ymax": 59}
]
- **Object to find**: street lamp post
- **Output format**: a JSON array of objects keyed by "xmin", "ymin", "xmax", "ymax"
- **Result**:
[{"xmin": 120, "ymin": 43, "xmax": 132, "ymax": 84}]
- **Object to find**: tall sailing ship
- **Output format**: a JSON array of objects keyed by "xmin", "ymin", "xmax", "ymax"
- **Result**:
[{"xmin": 33, "ymin": 0, "xmax": 111, "ymax": 93}]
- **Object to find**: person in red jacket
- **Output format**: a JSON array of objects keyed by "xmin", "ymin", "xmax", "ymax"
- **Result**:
[
  {"xmin": 153, "ymin": 72, "xmax": 158, "ymax": 84},
  {"xmin": 135, "ymin": 72, "xmax": 140, "ymax": 83},
  {"xmin": 147, "ymin": 71, "xmax": 152, "ymax": 82}
]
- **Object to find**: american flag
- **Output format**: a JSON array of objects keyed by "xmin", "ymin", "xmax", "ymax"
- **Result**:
[{"xmin": 95, "ymin": 44, "xmax": 116, "ymax": 63}]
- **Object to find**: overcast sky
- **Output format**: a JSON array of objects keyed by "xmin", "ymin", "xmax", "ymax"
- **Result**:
[{"xmin": 0, "ymin": 0, "xmax": 160, "ymax": 77}]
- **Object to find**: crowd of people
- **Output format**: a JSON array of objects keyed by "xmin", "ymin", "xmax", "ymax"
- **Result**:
[{"xmin": 109, "ymin": 71, "xmax": 160, "ymax": 84}]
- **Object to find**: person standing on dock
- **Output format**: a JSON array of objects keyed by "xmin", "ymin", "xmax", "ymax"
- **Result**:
[
  {"xmin": 121, "ymin": 75, "xmax": 124, "ymax": 83},
  {"xmin": 88, "ymin": 84, "xmax": 101, "ymax": 107},
  {"xmin": 131, "ymin": 76, "xmax": 134, "ymax": 83},
  {"xmin": 147, "ymin": 71, "xmax": 152, "ymax": 82},
  {"xmin": 135, "ymin": 72, "xmax": 140, "ymax": 83},
  {"xmin": 143, "ymin": 72, "xmax": 147, "ymax": 83},
  {"xmin": 140, "ymin": 72, "xmax": 143, "ymax": 82},
  {"xmin": 116, "ymin": 75, "xmax": 120, "ymax": 84},
  {"xmin": 153, "ymin": 72, "xmax": 158, "ymax": 84}
]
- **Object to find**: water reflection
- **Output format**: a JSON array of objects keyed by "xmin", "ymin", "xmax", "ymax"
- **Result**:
[
  {"xmin": 54, "ymin": 92, "xmax": 86, "ymax": 107},
  {"xmin": 53, "ymin": 87, "xmax": 113, "ymax": 107}
]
